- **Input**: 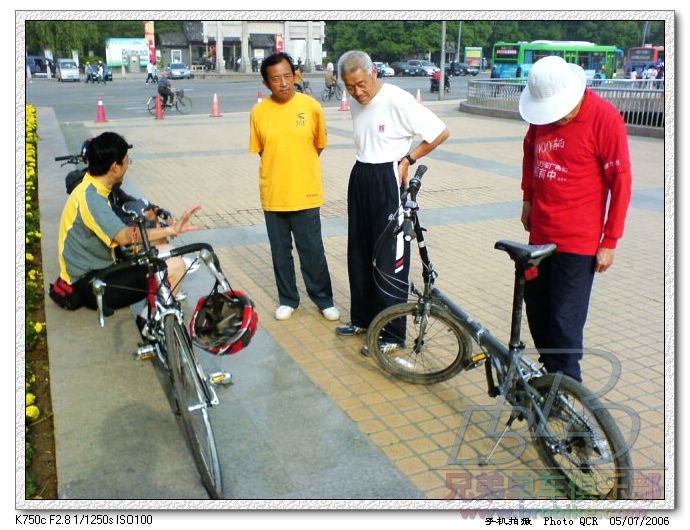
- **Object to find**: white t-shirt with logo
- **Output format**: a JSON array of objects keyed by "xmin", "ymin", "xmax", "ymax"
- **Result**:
[{"xmin": 349, "ymin": 83, "xmax": 447, "ymax": 164}]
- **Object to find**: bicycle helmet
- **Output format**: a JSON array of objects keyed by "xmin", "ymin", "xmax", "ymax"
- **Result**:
[{"xmin": 190, "ymin": 289, "xmax": 258, "ymax": 355}]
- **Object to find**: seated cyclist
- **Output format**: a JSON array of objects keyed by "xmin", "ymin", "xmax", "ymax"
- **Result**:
[
  {"xmin": 66, "ymin": 139, "xmax": 174, "ymax": 237},
  {"xmin": 54, "ymin": 132, "xmax": 201, "ymax": 314},
  {"xmin": 157, "ymin": 70, "xmax": 175, "ymax": 106}
]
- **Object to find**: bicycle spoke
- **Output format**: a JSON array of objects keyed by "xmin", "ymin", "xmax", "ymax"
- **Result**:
[
  {"xmin": 165, "ymin": 314, "xmax": 223, "ymax": 499},
  {"xmin": 529, "ymin": 374, "xmax": 632, "ymax": 499},
  {"xmin": 368, "ymin": 302, "xmax": 471, "ymax": 384}
]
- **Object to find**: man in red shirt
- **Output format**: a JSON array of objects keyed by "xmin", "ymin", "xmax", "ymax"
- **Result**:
[{"xmin": 518, "ymin": 56, "xmax": 632, "ymax": 382}]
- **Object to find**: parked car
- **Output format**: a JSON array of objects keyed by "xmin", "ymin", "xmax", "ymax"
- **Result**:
[
  {"xmin": 26, "ymin": 55, "xmax": 55, "ymax": 78},
  {"xmin": 407, "ymin": 60, "xmax": 439, "ymax": 76},
  {"xmin": 373, "ymin": 61, "xmax": 395, "ymax": 77},
  {"xmin": 56, "ymin": 59, "xmax": 80, "ymax": 82},
  {"xmin": 390, "ymin": 61, "xmax": 412, "ymax": 76},
  {"xmin": 447, "ymin": 62, "xmax": 479, "ymax": 77},
  {"xmin": 166, "ymin": 62, "xmax": 193, "ymax": 79},
  {"xmin": 84, "ymin": 63, "xmax": 112, "ymax": 83}
]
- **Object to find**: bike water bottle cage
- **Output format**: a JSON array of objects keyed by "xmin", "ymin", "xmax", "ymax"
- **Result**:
[{"xmin": 190, "ymin": 288, "xmax": 258, "ymax": 355}]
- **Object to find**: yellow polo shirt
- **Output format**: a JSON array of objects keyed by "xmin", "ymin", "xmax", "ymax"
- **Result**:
[{"xmin": 249, "ymin": 93, "xmax": 327, "ymax": 211}]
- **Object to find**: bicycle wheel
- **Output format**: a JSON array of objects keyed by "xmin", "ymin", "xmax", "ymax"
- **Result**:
[
  {"xmin": 164, "ymin": 314, "xmax": 223, "ymax": 499},
  {"xmin": 321, "ymin": 87, "xmax": 331, "ymax": 101},
  {"xmin": 368, "ymin": 302, "xmax": 472, "ymax": 384},
  {"xmin": 334, "ymin": 84, "xmax": 343, "ymax": 100},
  {"xmin": 175, "ymin": 96, "xmax": 192, "ymax": 114},
  {"xmin": 529, "ymin": 374, "xmax": 632, "ymax": 500},
  {"xmin": 146, "ymin": 96, "xmax": 156, "ymax": 115},
  {"xmin": 304, "ymin": 86, "xmax": 313, "ymax": 96}
]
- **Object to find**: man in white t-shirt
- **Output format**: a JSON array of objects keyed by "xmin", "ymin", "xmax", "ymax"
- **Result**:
[{"xmin": 335, "ymin": 50, "xmax": 449, "ymax": 353}]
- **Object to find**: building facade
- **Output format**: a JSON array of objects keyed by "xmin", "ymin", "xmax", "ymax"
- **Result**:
[{"xmin": 157, "ymin": 21, "xmax": 326, "ymax": 72}]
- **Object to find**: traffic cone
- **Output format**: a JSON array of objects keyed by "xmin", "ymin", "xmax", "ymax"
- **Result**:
[
  {"xmin": 210, "ymin": 93, "xmax": 222, "ymax": 117},
  {"xmin": 155, "ymin": 95, "xmax": 164, "ymax": 120},
  {"xmin": 338, "ymin": 89, "xmax": 350, "ymax": 111},
  {"xmin": 416, "ymin": 89, "xmax": 421, "ymax": 103},
  {"xmin": 95, "ymin": 97, "xmax": 108, "ymax": 123},
  {"xmin": 257, "ymin": 90, "xmax": 263, "ymax": 103}
]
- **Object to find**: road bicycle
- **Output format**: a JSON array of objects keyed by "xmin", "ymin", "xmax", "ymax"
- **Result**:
[
  {"xmin": 147, "ymin": 88, "xmax": 192, "ymax": 115},
  {"xmin": 321, "ymin": 82, "xmax": 343, "ymax": 102},
  {"xmin": 88, "ymin": 199, "xmax": 250, "ymax": 499},
  {"xmin": 365, "ymin": 165, "xmax": 633, "ymax": 500}
]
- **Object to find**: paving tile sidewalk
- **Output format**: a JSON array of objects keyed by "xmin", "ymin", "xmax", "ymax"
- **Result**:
[{"xmin": 32, "ymin": 101, "xmax": 668, "ymax": 506}]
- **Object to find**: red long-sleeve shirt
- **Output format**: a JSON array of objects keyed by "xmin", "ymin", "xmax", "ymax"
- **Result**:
[{"xmin": 521, "ymin": 89, "xmax": 632, "ymax": 255}]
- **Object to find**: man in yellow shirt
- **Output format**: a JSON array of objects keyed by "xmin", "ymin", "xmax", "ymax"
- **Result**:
[{"xmin": 249, "ymin": 52, "xmax": 339, "ymax": 322}]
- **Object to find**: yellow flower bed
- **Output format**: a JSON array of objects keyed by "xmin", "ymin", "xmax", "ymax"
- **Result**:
[{"xmin": 25, "ymin": 106, "xmax": 46, "ymax": 502}]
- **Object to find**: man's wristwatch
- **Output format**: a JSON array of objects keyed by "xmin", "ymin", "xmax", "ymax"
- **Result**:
[{"xmin": 405, "ymin": 153, "xmax": 416, "ymax": 165}]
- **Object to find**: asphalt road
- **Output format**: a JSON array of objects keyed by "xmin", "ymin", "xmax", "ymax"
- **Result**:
[{"xmin": 24, "ymin": 71, "xmax": 474, "ymax": 123}]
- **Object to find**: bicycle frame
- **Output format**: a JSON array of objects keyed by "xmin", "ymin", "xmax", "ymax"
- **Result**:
[
  {"xmin": 397, "ymin": 169, "xmax": 551, "ymax": 401},
  {"xmin": 371, "ymin": 169, "xmax": 632, "ymax": 497}
]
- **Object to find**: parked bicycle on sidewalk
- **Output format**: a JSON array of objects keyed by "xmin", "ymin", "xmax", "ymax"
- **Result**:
[{"xmin": 364, "ymin": 165, "xmax": 634, "ymax": 500}]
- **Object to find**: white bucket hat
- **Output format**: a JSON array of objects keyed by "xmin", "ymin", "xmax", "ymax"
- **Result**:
[{"xmin": 519, "ymin": 56, "xmax": 587, "ymax": 125}]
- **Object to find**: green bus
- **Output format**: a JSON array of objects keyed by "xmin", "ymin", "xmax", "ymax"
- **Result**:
[{"xmin": 491, "ymin": 40, "xmax": 623, "ymax": 79}]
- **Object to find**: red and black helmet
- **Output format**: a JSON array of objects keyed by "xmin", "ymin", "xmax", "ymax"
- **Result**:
[{"xmin": 189, "ymin": 290, "xmax": 258, "ymax": 355}]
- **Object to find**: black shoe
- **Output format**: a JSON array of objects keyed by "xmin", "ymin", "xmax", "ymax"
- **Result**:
[{"xmin": 336, "ymin": 323, "xmax": 367, "ymax": 336}]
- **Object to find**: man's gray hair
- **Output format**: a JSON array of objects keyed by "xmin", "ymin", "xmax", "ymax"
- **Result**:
[{"xmin": 338, "ymin": 50, "xmax": 374, "ymax": 79}]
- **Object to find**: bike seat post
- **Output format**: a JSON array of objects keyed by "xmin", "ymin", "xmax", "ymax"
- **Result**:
[{"xmin": 508, "ymin": 264, "xmax": 528, "ymax": 350}]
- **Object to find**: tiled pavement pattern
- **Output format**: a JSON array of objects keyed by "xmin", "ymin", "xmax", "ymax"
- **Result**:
[{"xmin": 40, "ymin": 100, "xmax": 667, "ymax": 503}]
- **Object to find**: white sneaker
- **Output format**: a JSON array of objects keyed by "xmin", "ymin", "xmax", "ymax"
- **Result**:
[
  {"xmin": 274, "ymin": 305, "xmax": 295, "ymax": 320},
  {"xmin": 321, "ymin": 306, "xmax": 340, "ymax": 321}
]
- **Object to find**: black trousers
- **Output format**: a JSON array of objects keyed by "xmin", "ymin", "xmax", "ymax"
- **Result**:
[
  {"xmin": 524, "ymin": 251, "xmax": 597, "ymax": 382},
  {"xmin": 347, "ymin": 161, "xmax": 410, "ymax": 334},
  {"xmin": 158, "ymin": 87, "xmax": 173, "ymax": 106},
  {"xmin": 264, "ymin": 208, "xmax": 334, "ymax": 310},
  {"xmin": 73, "ymin": 265, "xmax": 148, "ymax": 315}
]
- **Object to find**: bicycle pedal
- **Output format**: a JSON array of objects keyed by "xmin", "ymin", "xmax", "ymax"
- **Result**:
[
  {"xmin": 134, "ymin": 343, "xmax": 156, "ymax": 361},
  {"xmin": 463, "ymin": 351, "xmax": 487, "ymax": 370},
  {"xmin": 209, "ymin": 371, "xmax": 233, "ymax": 386}
]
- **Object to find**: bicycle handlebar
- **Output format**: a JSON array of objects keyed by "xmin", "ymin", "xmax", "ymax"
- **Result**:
[
  {"xmin": 399, "ymin": 165, "xmax": 428, "ymax": 241},
  {"xmin": 406, "ymin": 164, "xmax": 428, "ymax": 201},
  {"xmin": 54, "ymin": 154, "xmax": 82, "ymax": 164}
]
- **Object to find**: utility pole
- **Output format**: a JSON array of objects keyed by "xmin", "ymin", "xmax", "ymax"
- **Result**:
[
  {"xmin": 642, "ymin": 21, "xmax": 650, "ymax": 46},
  {"xmin": 439, "ymin": 21, "xmax": 446, "ymax": 101},
  {"xmin": 455, "ymin": 21, "xmax": 462, "ymax": 63},
  {"xmin": 216, "ymin": 21, "xmax": 224, "ymax": 72}
]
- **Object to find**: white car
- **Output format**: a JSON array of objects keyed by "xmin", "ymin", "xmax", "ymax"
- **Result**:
[
  {"xmin": 374, "ymin": 61, "xmax": 395, "ymax": 77},
  {"xmin": 56, "ymin": 59, "xmax": 80, "ymax": 82},
  {"xmin": 166, "ymin": 62, "xmax": 193, "ymax": 79}
]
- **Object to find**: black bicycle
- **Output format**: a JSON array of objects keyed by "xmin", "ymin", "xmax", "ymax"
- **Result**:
[
  {"xmin": 88, "ymin": 199, "xmax": 256, "ymax": 499},
  {"xmin": 365, "ymin": 165, "xmax": 634, "ymax": 500}
]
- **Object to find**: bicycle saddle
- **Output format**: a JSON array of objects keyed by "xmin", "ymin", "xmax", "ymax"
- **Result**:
[{"xmin": 494, "ymin": 240, "xmax": 557, "ymax": 266}]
